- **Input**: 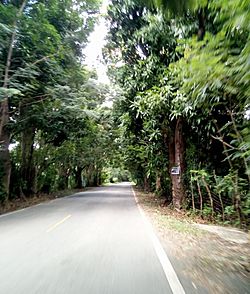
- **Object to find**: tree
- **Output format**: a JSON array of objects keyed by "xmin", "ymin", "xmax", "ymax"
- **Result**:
[
  {"xmin": 0, "ymin": 0, "xmax": 27, "ymax": 200},
  {"xmin": 106, "ymin": 0, "xmax": 194, "ymax": 207},
  {"xmin": 0, "ymin": 0, "xmax": 100, "ymax": 201},
  {"xmin": 106, "ymin": 0, "xmax": 250, "ymax": 224}
]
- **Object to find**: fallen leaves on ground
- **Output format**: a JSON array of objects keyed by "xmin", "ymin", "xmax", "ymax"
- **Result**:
[{"xmin": 135, "ymin": 188, "xmax": 250, "ymax": 294}]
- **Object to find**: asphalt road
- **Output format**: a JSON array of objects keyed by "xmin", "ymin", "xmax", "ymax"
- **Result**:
[{"xmin": 0, "ymin": 183, "xmax": 183, "ymax": 294}]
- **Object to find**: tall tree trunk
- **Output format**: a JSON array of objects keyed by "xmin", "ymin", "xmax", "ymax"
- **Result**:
[
  {"xmin": 93, "ymin": 170, "xmax": 98, "ymax": 186},
  {"xmin": 171, "ymin": 118, "xmax": 185, "ymax": 209},
  {"xmin": 144, "ymin": 175, "xmax": 150, "ymax": 192},
  {"xmin": 96, "ymin": 170, "xmax": 102, "ymax": 186},
  {"xmin": 197, "ymin": 8, "xmax": 206, "ymax": 41},
  {"xmin": 190, "ymin": 180, "xmax": 195, "ymax": 211},
  {"xmin": 0, "ymin": 0, "xmax": 27, "ymax": 200},
  {"xmin": 58, "ymin": 168, "xmax": 70, "ymax": 190},
  {"xmin": 202, "ymin": 176, "xmax": 214, "ymax": 216},
  {"xmin": 92, "ymin": 166, "xmax": 102, "ymax": 187},
  {"xmin": 168, "ymin": 132, "xmax": 175, "ymax": 170},
  {"xmin": 86, "ymin": 165, "xmax": 95, "ymax": 186},
  {"xmin": 155, "ymin": 170, "xmax": 161, "ymax": 193},
  {"xmin": 197, "ymin": 180, "xmax": 203, "ymax": 212},
  {"xmin": 74, "ymin": 167, "xmax": 83, "ymax": 189},
  {"xmin": 0, "ymin": 99, "xmax": 11, "ymax": 201},
  {"xmin": 234, "ymin": 171, "xmax": 243, "ymax": 228},
  {"xmin": 20, "ymin": 127, "xmax": 36, "ymax": 197},
  {"xmin": 162, "ymin": 124, "xmax": 173, "ymax": 202}
]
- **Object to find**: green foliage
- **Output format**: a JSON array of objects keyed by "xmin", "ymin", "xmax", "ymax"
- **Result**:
[
  {"xmin": 135, "ymin": 0, "xmax": 207, "ymax": 15},
  {"xmin": 0, "ymin": 0, "xmax": 118, "ymax": 200},
  {"xmin": 202, "ymin": 205, "xmax": 213, "ymax": 217},
  {"xmin": 106, "ymin": 0, "xmax": 250, "ymax": 226},
  {"xmin": 102, "ymin": 167, "xmax": 130, "ymax": 183},
  {"xmin": 1, "ymin": 0, "xmax": 249, "ymax": 228}
]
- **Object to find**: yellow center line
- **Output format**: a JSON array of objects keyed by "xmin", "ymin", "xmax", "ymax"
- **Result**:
[{"xmin": 46, "ymin": 214, "xmax": 72, "ymax": 233}]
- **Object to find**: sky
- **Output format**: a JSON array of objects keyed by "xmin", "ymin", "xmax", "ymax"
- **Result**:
[{"xmin": 83, "ymin": 0, "xmax": 110, "ymax": 84}]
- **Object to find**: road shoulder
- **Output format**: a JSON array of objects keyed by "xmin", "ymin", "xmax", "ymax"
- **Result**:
[
  {"xmin": 134, "ymin": 187, "xmax": 250, "ymax": 294},
  {"xmin": 0, "ymin": 188, "xmax": 90, "ymax": 216}
]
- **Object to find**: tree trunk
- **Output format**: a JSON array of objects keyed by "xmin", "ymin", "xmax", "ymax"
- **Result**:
[
  {"xmin": 86, "ymin": 165, "xmax": 95, "ymax": 186},
  {"xmin": 197, "ymin": 8, "xmax": 206, "ymax": 41},
  {"xmin": 197, "ymin": 181, "xmax": 203, "ymax": 212},
  {"xmin": 20, "ymin": 127, "xmax": 36, "ymax": 197},
  {"xmin": 162, "ymin": 124, "xmax": 173, "ymax": 202},
  {"xmin": 0, "ymin": 99, "xmax": 11, "ymax": 201},
  {"xmin": 218, "ymin": 192, "xmax": 225, "ymax": 221},
  {"xmin": 171, "ymin": 118, "xmax": 185, "ymax": 209},
  {"xmin": 234, "ymin": 172, "xmax": 243, "ymax": 228},
  {"xmin": 168, "ymin": 127, "xmax": 175, "ymax": 170},
  {"xmin": 155, "ymin": 171, "xmax": 161, "ymax": 192},
  {"xmin": 144, "ymin": 175, "xmax": 150, "ymax": 192},
  {"xmin": 0, "ymin": 0, "xmax": 27, "ymax": 200},
  {"xmin": 96, "ymin": 170, "xmax": 102, "ymax": 186},
  {"xmin": 74, "ymin": 167, "xmax": 83, "ymax": 189},
  {"xmin": 202, "ymin": 176, "xmax": 214, "ymax": 216},
  {"xmin": 93, "ymin": 166, "xmax": 101, "ymax": 186},
  {"xmin": 168, "ymin": 126, "xmax": 175, "ymax": 202},
  {"xmin": 58, "ymin": 168, "xmax": 69, "ymax": 190},
  {"xmin": 190, "ymin": 180, "xmax": 195, "ymax": 211}
]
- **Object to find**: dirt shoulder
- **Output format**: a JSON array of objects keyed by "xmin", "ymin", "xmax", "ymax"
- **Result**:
[
  {"xmin": 134, "ymin": 188, "xmax": 250, "ymax": 294},
  {"xmin": 0, "ymin": 188, "xmax": 85, "ymax": 216}
]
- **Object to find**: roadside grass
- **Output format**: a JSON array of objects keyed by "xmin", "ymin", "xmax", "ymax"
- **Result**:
[
  {"xmin": 135, "ymin": 187, "xmax": 250, "ymax": 294},
  {"xmin": 135, "ymin": 188, "xmax": 204, "ymax": 237},
  {"xmin": 154, "ymin": 213, "xmax": 203, "ymax": 236}
]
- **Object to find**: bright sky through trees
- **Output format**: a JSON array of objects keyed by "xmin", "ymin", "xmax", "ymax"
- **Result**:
[{"xmin": 83, "ymin": 0, "xmax": 110, "ymax": 84}]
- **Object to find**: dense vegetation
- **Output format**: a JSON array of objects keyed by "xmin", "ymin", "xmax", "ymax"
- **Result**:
[
  {"xmin": 0, "ymin": 0, "xmax": 249, "ymax": 227},
  {"xmin": 105, "ymin": 0, "xmax": 250, "ymax": 227},
  {"xmin": 0, "ymin": 0, "xmax": 120, "ymax": 203}
]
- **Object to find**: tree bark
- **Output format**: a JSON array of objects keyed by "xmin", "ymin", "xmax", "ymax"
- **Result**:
[
  {"xmin": 144, "ymin": 175, "xmax": 150, "ymax": 192},
  {"xmin": 197, "ymin": 8, "xmax": 206, "ymax": 41},
  {"xmin": 168, "ymin": 125, "xmax": 175, "ymax": 200},
  {"xmin": 20, "ymin": 127, "xmax": 36, "ymax": 197},
  {"xmin": 97, "ymin": 170, "xmax": 102, "ymax": 186},
  {"xmin": 190, "ymin": 180, "xmax": 195, "ymax": 211},
  {"xmin": 86, "ymin": 165, "xmax": 95, "ymax": 186},
  {"xmin": 234, "ymin": 171, "xmax": 243, "ymax": 228},
  {"xmin": 197, "ymin": 180, "xmax": 203, "ymax": 212},
  {"xmin": 171, "ymin": 118, "xmax": 185, "ymax": 209},
  {"xmin": 93, "ymin": 171, "xmax": 99, "ymax": 186},
  {"xmin": 168, "ymin": 129, "xmax": 175, "ymax": 171},
  {"xmin": 74, "ymin": 167, "xmax": 83, "ymax": 189},
  {"xmin": 202, "ymin": 176, "xmax": 214, "ymax": 216},
  {"xmin": 0, "ymin": 99, "xmax": 11, "ymax": 201},
  {"xmin": 155, "ymin": 171, "xmax": 161, "ymax": 192}
]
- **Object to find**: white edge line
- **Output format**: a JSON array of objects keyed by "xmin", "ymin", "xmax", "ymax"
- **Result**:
[{"xmin": 131, "ymin": 186, "xmax": 185, "ymax": 294}]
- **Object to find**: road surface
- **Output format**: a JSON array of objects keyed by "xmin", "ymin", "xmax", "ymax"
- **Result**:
[{"xmin": 0, "ymin": 183, "xmax": 183, "ymax": 294}]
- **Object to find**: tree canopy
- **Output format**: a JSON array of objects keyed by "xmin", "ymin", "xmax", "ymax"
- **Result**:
[
  {"xmin": 0, "ymin": 0, "xmax": 119, "ymax": 201},
  {"xmin": 0, "ymin": 0, "xmax": 249, "ymax": 227},
  {"xmin": 105, "ymin": 0, "xmax": 250, "ymax": 227}
]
